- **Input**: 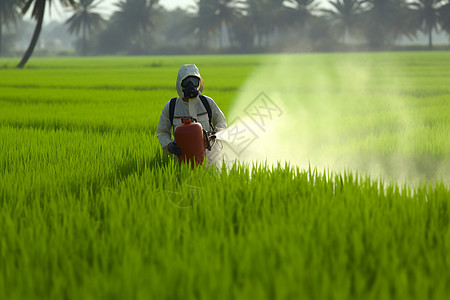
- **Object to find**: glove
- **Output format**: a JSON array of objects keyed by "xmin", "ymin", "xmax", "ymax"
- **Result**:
[{"xmin": 168, "ymin": 141, "xmax": 182, "ymax": 156}]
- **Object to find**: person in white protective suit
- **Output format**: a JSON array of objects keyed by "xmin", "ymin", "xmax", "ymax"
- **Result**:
[{"xmin": 156, "ymin": 64, "xmax": 227, "ymax": 165}]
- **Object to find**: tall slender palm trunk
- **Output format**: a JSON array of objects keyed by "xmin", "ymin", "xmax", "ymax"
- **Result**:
[
  {"xmin": 82, "ymin": 23, "xmax": 87, "ymax": 56},
  {"xmin": 17, "ymin": 0, "xmax": 45, "ymax": 68},
  {"xmin": 224, "ymin": 22, "xmax": 233, "ymax": 48},
  {"xmin": 428, "ymin": 28, "xmax": 433, "ymax": 49},
  {"xmin": 218, "ymin": 23, "xmax": 223, "ymax": 49}
]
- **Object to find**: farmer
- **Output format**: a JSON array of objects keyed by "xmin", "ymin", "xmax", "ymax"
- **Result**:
[{"xmin": 156, "ymin": 64, "xmax": 227, "ymax": 164}]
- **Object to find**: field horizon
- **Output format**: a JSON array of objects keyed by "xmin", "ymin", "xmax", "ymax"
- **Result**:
[{"xmin": 1, "ymin": 53, "xmax": 449, "ymax": 299}]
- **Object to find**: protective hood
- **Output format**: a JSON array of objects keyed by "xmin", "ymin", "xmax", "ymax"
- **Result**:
[{"xmin": 176, "ymin": 64, "xmax": 205, "ymax": 98}]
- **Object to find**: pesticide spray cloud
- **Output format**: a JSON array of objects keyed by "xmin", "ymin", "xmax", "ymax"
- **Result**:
[{"xmin": 215, "ymin": 54, "xmax": 449, "ymax": 185}]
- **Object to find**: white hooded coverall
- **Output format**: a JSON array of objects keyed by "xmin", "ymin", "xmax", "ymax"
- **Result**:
[{"xmin": 156, "ymin": 64, "xmax": 227, "ymax": 164}]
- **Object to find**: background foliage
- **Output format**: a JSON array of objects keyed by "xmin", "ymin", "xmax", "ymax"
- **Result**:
[{"xmin": 2, "ymin": 0, "xmax": 450, "ymax": 57}]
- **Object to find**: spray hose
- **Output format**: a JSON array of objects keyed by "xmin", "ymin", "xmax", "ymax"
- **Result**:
[{"xmin": 203, "ymin": 129, "xmax": 216, "ymax": 151}]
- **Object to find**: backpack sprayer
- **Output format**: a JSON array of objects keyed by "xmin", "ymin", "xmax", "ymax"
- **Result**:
[{"xmin": 174, "ymin": 117, "xmax": 216, "ymax": 166}]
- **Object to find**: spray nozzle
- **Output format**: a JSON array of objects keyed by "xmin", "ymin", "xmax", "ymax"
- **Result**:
[{"xmin": 203, "ymin": 129, "xmax": 216, "ymax": 151}]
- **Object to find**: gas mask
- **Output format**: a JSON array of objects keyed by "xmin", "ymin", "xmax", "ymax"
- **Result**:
[{"xmin": 181, "ymin": 76, "xmax": 200, "ymax": 99}]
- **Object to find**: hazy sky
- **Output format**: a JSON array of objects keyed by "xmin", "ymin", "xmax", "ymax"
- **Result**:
[{"xmin": 44, "ymin": 0, "xmax": 203, "ymax": 23}]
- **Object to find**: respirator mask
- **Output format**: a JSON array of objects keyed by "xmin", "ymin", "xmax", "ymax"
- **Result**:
[{"xmin": 181, "ymin": 76, "xmax": 200, "ymax": 99}]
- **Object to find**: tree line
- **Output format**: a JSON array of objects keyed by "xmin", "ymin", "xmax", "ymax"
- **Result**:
[{"xmin": 1, "ymin": 0, "xmax": 450, "ymax": 67}]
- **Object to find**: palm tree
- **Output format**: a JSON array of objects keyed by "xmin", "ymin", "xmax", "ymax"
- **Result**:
[
  {"xmin": 360, "ymin": 0, "xmax": 413, "ymax": 48},
  {"xmin": 17, "ymin": 0, "xmax": 76, "ymax": 68},
  {"xmin": 158, "ymin": 7, "xmax": 192, "ymax": 46},
  {"xmin": 410, "ymin": 0, "xmax": 444, "ymax": 49},
  {"xmin": 322, "ymin": 0, "xmax": 362, "ymax": 43},
  {"xmin": 189, "ymin": 0, "xmax": 244, "ymax": 49},
  {"xmin": 188, "ymin": 0, "xmax": 220, "ymax": 48},
  {"xmin": 0, "ymin": 0, "xmax": 21, "ymax": 56},
  {"xmin": 65, "ymin": 0, "xmax": 105, "ymax": 56},
  {"xmin": 210, "ymin": 0, "xmax": 245, "ymax": 48},
  {"xmin": 285, "ymin": 0, "xmax": 321, "ymax": 28},
  {"xmin": 111, "ymin": 0, "xmax": 160, "ymax": 52},
  {"xmin": 230, "ymin": 11, "xmax": 254, "ymax": 50},
  {"xmin": 244, "ymin": 0, "xmax": 287, "ymax": 47},
  {"xmin": 439, "ymin": 1, "xmax": 450, "ymax": 37}
]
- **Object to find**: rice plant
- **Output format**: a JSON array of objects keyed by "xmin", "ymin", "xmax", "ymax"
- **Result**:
[{"xmin": 0, "ymin": 53, "xmax": 449, "ymax": 300}]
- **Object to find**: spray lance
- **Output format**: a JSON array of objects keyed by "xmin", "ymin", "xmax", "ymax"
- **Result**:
[{"xmin": 174, "ymin": 117, "xmax": 216, "ymax": 167}]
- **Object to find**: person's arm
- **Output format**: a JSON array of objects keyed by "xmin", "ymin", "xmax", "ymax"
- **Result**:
[
  {"xmin": 156, "ymin": 102, "xmax": 174, "ymax": 154},
  {"xmin": 209, "ymin": 98, "xmax": 227, "ymax": 131}
]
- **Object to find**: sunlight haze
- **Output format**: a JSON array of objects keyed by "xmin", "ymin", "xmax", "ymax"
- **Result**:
[{"xmin": 43, "ymin": 0, "xmax": 197, "ymax": 23}]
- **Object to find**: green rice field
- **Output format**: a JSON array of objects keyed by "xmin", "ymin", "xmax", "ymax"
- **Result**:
[{"xmin": 0, "ymin": 53, "xmax": 449, "ymax": 299}]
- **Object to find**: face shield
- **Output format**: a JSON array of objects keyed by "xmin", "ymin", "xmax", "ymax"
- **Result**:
[{"xmin": 181, "ymin": 76, "xmax": 201, "ymax": 99}]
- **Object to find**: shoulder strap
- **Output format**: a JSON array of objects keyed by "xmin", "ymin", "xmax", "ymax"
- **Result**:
[
  {"xmin": 169, "ymin": 97, "xmax": 177, "ymax": 129},
  {"xmin": 199, "ymin": 95, "xmax": 215, "ymax": 131}
]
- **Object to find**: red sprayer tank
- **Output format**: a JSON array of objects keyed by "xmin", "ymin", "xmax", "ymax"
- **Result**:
[{"xmin": 174, "ymin": 118, "xmax": 205, "ymax": 166}]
